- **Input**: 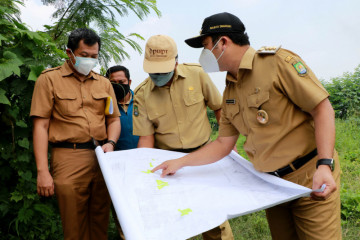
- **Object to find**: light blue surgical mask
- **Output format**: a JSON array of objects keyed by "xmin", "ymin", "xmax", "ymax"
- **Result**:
[
  {"xmin": 70, "ymin": 50, "xmax": 98, "ymax": 76},
  {"xmin": 149, "ymin": 71, "xmax": 175, "ymax": 87}
]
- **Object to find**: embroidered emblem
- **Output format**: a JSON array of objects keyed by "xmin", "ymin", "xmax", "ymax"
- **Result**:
[
  {"xmin": 134, "ymin": 105, "xmax": 139, "ymax": 117},
  {"xmin": 293, "ymin": 61, "xmax": 307, "ymax": 75}
]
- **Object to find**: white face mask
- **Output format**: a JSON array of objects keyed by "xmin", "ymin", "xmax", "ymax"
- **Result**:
[
  {"xmin": 70, "ymin": 50, "xmax": 98, "ymax": 76},
  {"xmin": 199, "ymin": 37, "xmax": 225, "ymax": 73}
]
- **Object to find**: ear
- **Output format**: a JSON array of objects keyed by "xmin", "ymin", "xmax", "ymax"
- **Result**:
[
  {"xmin": 66, "ymin": 48, "xmax": 74, "ymax": 61},
  {"xmin": 128, "ymin": 79, "xmax": 132, "ymax": 86}
]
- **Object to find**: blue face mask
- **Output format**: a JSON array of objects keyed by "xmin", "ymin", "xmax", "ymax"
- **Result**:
[{"xmin": 149, "ymin": 71, "xmax": 175, "ymax": 87}]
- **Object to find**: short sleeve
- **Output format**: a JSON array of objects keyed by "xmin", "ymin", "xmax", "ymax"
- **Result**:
[
  {"xmin": 132, "ymin": 85, "xmax": 155, "ymax": 136},
  {"xmin": 218, "ymin": 96, "xmax": 240, "ymax": 137},
  {"xmin": 105, "ymin": 79, "xmax": 121, "ymax": 118},
  {"xmin": 30, "ymin": 73, "xmax": 54, "ymax": 118},
  {"xmin": 276, "ymin": 50, "xmax": 329, "ymax": 113},
  {"xmin": 200, "ymin": 70, "xmax": 222, "ymax": 110}
]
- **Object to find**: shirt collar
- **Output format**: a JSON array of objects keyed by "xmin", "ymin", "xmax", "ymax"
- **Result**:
[
  {"xmin": 226, "ymin": 47, "xmax": 256, "ymax": 83},
  {"xmin": 61, "ymin": 60, "xmax": 98, "ymax": 80}
]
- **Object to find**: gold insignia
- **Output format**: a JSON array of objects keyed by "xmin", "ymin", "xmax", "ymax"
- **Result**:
[{"xmin": 257, "ymin": 45, "xmax": 281, "ymax": 55}]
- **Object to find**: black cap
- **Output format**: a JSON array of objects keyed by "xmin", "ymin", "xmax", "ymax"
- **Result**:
[{"xmin": 185, "ymin": 12, "xmax": 246, "ymax": 48}]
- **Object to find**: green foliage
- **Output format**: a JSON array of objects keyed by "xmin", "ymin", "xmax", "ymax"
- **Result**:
[
  {"xmin": 42, "ymin": 0, "xmax": 161, "ymax": 68},
  {"xmin": 0, "ymin": 1, "xmax": 64, "ymax": 238},
  {"xmin": 323, "ymin": 65, "xmax": 360, "ymax": 119}
]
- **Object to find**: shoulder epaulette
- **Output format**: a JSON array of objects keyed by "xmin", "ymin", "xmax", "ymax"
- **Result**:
[
  {"xmin": 257, "ymin": 45, "xmax": 281, "ymax": 55},
  {"xmin": 183, "ymin": 63, "xmax": 201, "ymax": 67},
  {"xmin": 41, "ymin": 66, "xmax": 61, "ymax": 74},
  {"xmin": 134, "ymin": 78, "xmax": 150, "ymax": 95}
]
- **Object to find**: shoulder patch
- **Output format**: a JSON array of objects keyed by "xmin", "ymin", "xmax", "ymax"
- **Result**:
[
  {"xmin": 41, "ymin": 66, "xmax": 61, "ymax": 74},
  {"xmin": 134, "ymin": 78, "xmax": 150, "ymax": 95},
  {"xmin": 257, "ymin": 45, "xmax": 281, "ymax": 55},
  {"xmin": 183, "ymin": 63, "xmax": 201, "ymax": 67},
  {"xmin": 284, "ymin": 55, "xmax": 308, "ymax": 76}
]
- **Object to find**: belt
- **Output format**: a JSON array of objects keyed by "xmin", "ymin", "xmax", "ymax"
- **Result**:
[
  {"xmin": 50, "ymin": 140, "xmax": 106, "ymax": 150},
  {"xmin": 267, "ymin": 148, "xmax": 317, "ymax": 177},
  {"xmin": 173, "ymin": 140, "xmax": 209, "ymax": 153}
]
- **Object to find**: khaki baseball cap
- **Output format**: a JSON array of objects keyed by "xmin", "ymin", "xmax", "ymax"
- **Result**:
[{"xmin": 143, "ymin": 35, "xmax": 178, "ymax": 73}]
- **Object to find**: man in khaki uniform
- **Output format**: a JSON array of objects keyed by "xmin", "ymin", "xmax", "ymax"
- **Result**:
[
  {"xmin": 153, "ymin": 13, "xmax": 341, "ymax": 240},
  {"xmin": 31, "ymin": 28, "xmax": 120, "ymax": 240},
  {"xmin": 133, "ymin": 35, "xmax": 234, "ymax": 240}
]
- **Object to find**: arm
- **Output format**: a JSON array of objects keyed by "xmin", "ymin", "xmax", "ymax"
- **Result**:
[
  {"xmin": 309, "ymin": 98, "xmax": 337, "ymax": 200},
  {"xmin": 214, "ymin": 108, "xmax": 221, "ymax": 124},
  {"xmin": 214, "ymin": 108, "xmax": 237, "ymax": 152},
  {"xmin": 152, "ymin": 135, "xmax": 239, "ymax": 177},
  {"xmin": 33, "ymin": 117, "xmax": 54, "ymax": 197},
  {"xmin": 102, "ymin": 117, "xmax": 120, "ymax": 152},
  {"xmin": 137, "ymin": 135, "xmax": 155, "ymax": 148}
]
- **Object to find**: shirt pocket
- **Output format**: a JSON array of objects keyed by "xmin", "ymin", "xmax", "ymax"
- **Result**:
[
  {"xmin": 91, "ymin": 92, "xmax": 109, "ymax": 115},
  {"xmin": 246, "ymin": 91, "xmax": 270, "ymax": 127},
  {"xmin": 147, "ymin": 108, "xmax": 167, "ymax": 129},
  {"xmin": 184, "ymin": 91, "xmax": 204, "ymax": 122},
  {"xmin": 55, "ymin": 91, "xmax": 78, "ymax": 116}
]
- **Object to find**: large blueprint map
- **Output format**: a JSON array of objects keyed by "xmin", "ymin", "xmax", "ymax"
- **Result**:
[{"xmin": 95, "ymin": 147, "xmax": 312, "ymax": 240}]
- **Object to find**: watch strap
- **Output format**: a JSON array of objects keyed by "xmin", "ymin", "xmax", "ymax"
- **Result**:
[{"xmin": 316, "ymin": 158, "xmax": 334, "ymax": 171}]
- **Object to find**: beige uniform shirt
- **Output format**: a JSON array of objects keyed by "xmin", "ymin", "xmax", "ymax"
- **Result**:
[
  {"xmin": 219, "ymin": 47, "xmax": 329, "ymax": 172},
  {"xmin": 133, "ymin": 63, "xmax": 222, "ymax": 150},
  {"xmin": 30, "ymin": 61, "xmax": 120, "ymax": 143}
]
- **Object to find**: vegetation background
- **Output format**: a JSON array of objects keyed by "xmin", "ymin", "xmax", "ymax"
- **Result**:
[{"xmin": 0, "ymin": 0, "xmax": 359, "ymax": 239}]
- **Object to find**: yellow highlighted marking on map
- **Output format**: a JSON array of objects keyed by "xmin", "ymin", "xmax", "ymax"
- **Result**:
[
  {"xmin": 151, "ymin": 158, "xmax": 156, "ymax": 161},
  {"xmin": 150, "ymin": 162, "xmax": 153, "ymax": 168},
  {"xmin": 156, "ymin": 180, "xmax": 169, "ymax": 189},
  {"xmin": 178, "ymin": 208, "xmax": 192, "ymax": 216},
  {"xmin": 141, "ymin": 170, "xmax": 152, "ymax": 174}
]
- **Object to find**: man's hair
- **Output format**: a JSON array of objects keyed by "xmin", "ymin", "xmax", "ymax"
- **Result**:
[
  {"xmin": 67, "ymin": 28, "xmax": 101, "ymax": 52},
  {"xmin": 211, "ymin": 32, "xmax": 250, "ymax": 46},
  {"xmin": 105, "ymin": 65, "xmax": 130, "ymax": 80}
]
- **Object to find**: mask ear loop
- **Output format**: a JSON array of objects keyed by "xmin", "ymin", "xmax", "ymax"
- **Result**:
[
  {"xmin": 69, "ymin": 49, "xmax": 77, "ymax": 66},
  {"xmin": 210, "ymin": 37, "xmax": 225, "ymax": 61}
]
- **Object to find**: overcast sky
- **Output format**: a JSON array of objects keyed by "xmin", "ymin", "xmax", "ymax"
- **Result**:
[{"xmin": 20, "ymin": 0, "xmax": 360, "ymax": 93}]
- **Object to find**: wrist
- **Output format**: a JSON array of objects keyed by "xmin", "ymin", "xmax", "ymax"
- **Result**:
[
  {"xmin": 106, "ymin": 140, "xmax": 116, "ymax": 149},
  {"xmin": 316, "ymin": 158, "xmax": 335, "ymax": 171}
]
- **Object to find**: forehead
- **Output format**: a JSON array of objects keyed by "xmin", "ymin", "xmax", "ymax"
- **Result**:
[
  {"xmin": 110, "ymin": 71, "xmax": 127, "ymax": 80},
  {"xmin": 75, "ymin": 39, "xmax": 99, "ymax": 53}
]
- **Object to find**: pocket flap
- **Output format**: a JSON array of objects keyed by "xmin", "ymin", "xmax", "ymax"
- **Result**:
[
  {"xmin": 247, "ymin": 91, "xmax": 269, "ymax": 108},
  {"xmin": 56, "ymin": 91, "xmax": 76, "ymax": 100},
  {"xmin": 184, "ymin": 93, "xmax": 204, "ymax": 106},
  {"xmin": 92, "ymin": 92, "xmax": 109, "ymax": 100}
]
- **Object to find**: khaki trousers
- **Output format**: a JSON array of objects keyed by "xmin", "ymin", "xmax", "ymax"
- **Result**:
[
  {"xmin": 202, "ymin": 220, "xmax": 234, "ymax": 240},
  {"xmin": 51, "ymin": 148, "xmax": 111, "ymax": 240},
  {"xmin": 265, "ymin": 152, "xmax": 341, "ymax": 240}
]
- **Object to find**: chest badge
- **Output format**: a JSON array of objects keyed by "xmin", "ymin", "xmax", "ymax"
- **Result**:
[
  {"xmin": 256, "ymin": 110, "xmax": 269, "ymax": 124},
  {"xmin": 134, "ymin": 105, "xmax": 139, "ymax": 117}
]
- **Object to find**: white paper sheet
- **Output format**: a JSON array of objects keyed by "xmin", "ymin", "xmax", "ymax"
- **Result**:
[{"xmin": 95, "ymin": 147, "xmax": 312, "ymax": 240}]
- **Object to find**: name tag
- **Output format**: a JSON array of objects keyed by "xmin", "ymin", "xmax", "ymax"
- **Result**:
[{"xmin": 225, "ymin": 99, "xmax": 236, "ymax": 104}]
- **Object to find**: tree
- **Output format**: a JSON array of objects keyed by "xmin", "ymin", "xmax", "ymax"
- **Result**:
[
  {"xmin": 323, "ymin": 65, "xmax": 360, "ymax": 119},
  {"xmin": 42, "ymin": 0, "xmax": 161, "ymax": 67},
  {"xmin": 0, "ymin": 1, "xmax": 66, "ymax": 238}
]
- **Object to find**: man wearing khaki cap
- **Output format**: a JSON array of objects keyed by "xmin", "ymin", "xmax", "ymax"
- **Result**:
[
  {"xmin": 153, "ymin": 12, "xmax": 341, "ymax": 240},
  {"xmin": 133, "ymin": 34, "xmax": 234, "ymax": 240}
]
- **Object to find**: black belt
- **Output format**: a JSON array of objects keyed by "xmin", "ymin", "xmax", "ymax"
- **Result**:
[
  {"xmin": 267, "ymin": 148, "xmax": 317, "ymax": 177},
  {"xmin": 50, "ymin": 140, "xmax": 106, "ymax": 150},
  {"xmin": 173, "ymin": 140, "xmax": 209, "ymax": 153}
]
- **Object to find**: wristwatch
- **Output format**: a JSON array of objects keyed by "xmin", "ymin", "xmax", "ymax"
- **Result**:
[{"xmin": 316, "ymin": 158, "xmax": 335, "ymax": 171}]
